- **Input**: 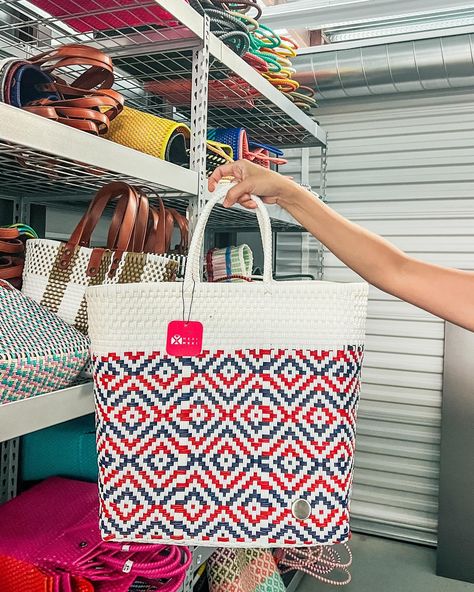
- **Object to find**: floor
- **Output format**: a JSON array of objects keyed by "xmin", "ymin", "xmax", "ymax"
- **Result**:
[{"xmin": 298, "ymin": 533, "xmax": 474, "ymax": 591}]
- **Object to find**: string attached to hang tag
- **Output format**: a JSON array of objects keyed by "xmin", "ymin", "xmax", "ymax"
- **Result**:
[{"xmin": 166, "ymin": 278, "xmax": 203, "ymax": 357}]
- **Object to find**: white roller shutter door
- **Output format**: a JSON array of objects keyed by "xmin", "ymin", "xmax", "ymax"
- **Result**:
[{"xmin": 280, "ymin": 90, "xmax": 474, "ymax": 545}]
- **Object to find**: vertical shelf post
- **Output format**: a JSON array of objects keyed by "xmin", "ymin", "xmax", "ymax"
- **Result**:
[
  {"xmin": 188, "ymin": 14, "xmax": 211, "ymax": 237},
  {"xmin": 318, "ymin": 140, "xmax": 329, "ymax": 280}
]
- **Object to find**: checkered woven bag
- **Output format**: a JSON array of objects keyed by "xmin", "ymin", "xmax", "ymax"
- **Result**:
[
  {"xmin": 22, "ymin": 182, "xmax": 178, "ymax": 334},
  {"xmin": 0, "ymin": 280, "xmax": 90, "ymax": 404},
  {"xmin": 86, "ymin": 183, "xmax": 369, "ymax": 547},
  {"xmin": 208, "ymin": 549, "xmax": 285, "ymax": 592}
]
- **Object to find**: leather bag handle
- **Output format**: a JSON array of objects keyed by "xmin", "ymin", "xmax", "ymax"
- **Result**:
[
  {"xmin": 105, "ymin": 192, "xmax": 149, "ymax": 253},
  {"xmin": 29, "ymin": 44, "xmax": 114, "ymax": 90},
  {"xmin": 59, "ymin": 182, "xmax": 139, "ymax": 270},
  {"xmin": 137, "ymin": 187, "xmax": 168, "ymax": 255},
  {"xmin": 166, "ymin": 208, "xmax": 189, "ymax": 254}
]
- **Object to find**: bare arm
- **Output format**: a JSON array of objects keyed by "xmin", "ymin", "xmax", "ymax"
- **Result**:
[{"xmin": 209, "ymin": 160, "xmax": 474, "ymax": 331}]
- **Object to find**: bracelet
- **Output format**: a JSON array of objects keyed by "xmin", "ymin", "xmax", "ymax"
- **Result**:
[
  {"xmin": 229, "ymin": 11, "xmax": 259, "ymax": 32},
  {"xmin": 211, "ymin": 0, "xmax": 263, "ymax": 19},
  {"xmin": 243, "ymin": 52, "xmax": 269, "ymax": 72},
  {"xmin": 262, "ymin": 73, "xmax": 300, "ymax": 92}
]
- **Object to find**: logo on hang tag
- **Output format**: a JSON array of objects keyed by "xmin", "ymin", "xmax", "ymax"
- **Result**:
[{"xmin": 166, "ymin": 320, "xmax": 203, "ymax": 357}]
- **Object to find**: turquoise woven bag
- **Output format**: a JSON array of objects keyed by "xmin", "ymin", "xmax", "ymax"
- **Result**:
[{"xmin": 22, "ymin": 415, "xmax": 98, "ymax": 482}]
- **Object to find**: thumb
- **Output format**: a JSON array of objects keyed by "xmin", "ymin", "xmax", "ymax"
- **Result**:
[{"xmin": 224, "ymin": 179, "xmax": 255, "ymax": 207}]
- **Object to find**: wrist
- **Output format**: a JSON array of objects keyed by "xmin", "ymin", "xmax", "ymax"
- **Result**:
[{"xmin": 276, "ymin": 182, "xmax": 319, "ymax": 210}]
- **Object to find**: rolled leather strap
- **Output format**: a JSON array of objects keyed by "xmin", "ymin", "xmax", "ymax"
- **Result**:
[
  {"xmin": 21, "ymin": 44, "xmax": 123, "ymax": 136},
  {"xmin": 0, "ymin": 238, "xmax": 24, "ymax": 254},
  {"xmin": 0, "ymin": 256, "xmax": 24, "ymax": 280},
  {"xmin": 0, "ymin": 228, "xmax": 21, "ymax": 240},
  {"xmin": 29, "ymin": 44, "xmax": 115, "ymax": 90},
  {"xmin": 24, "ymin": 104, "xmax": 110, "ymax": 135},
  {"xmin": 29, "ymin": 87, "xmax": 124, "ymax": 118}
]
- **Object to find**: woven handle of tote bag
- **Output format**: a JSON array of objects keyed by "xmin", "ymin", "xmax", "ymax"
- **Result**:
[{"xmin": 184, "ymin": 183, "xmax": 273, "ymax": 285}]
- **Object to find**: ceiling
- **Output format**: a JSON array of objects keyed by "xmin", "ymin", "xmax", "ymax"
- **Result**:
[{"xmin": 259, "ymin": 0, "xmax": 474, "ymax": 47}]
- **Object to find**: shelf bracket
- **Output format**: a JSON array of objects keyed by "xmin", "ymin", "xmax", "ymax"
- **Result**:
[{"xmin": 188, "ymin": 13, "xmax": 211, "ymax": 236}]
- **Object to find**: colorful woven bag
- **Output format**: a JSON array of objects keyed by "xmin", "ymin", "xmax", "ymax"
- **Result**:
[
  {"xmin": 0, "ymin": 478, "xmax": 191, "ymax": 592},
  {"xmin": 28, "ymin": 1, "xmax": 184, "ymax": 32},
  {"xmin": 206, "ymin": 244, "xmax": 253, "ymax": 282},
  {"xmin": 208, "ymin": 128, "xmax": 287, "ymax": 168},
  {"xmin": 86, "ymin": 183, "xmax": 369, "ymax": 547},
  {"xmin": 105, "ymin": 106, "xmax": 190, "ymax": 165},
  {"xmin": 22, "ymin": 182, "xmax": 178, "ymax": 334},
  {"xmin": 208, "ymin": 549, "xmax": 285, "ymax": 592},
  {"xmin": 0, "ymin": 280, "xmax": 90, "ymax": 404},
  {"xmin": 21, "ymin": 414, "xmax": 98, "ymax": 482}
]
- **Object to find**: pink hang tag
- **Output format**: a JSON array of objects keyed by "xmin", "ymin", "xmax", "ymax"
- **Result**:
[{"xmin": 166, "ymin": 320, "xmax": 203, "ymax": 357}]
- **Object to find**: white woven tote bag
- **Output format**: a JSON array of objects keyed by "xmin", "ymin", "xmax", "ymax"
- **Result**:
[{"xmin": 87, "ymin": 184, "xmax": 369, "ymax": 548}]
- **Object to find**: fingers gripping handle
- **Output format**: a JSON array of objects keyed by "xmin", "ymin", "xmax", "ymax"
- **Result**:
[{"xmin": 184, "ymin": 183, "xmax": 274, "ymax": 286}]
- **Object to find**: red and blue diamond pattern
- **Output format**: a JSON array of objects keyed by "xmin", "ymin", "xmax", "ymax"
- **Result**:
[{"xmin": 94, "ymin": 347, "xmax": 364, "ymax": 547}]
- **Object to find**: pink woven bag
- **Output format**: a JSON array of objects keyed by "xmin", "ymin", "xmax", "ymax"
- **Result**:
[
  {"xmin": 29, "ymin": 1, "xmax": 185, "ymax": 32},
  {"xmin": 0, "ymin": 478, "xmax": 192, "ymax": 592}
]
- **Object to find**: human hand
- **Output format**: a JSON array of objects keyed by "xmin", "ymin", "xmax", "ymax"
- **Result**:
[{"xmin": 207, "ymin": 159, "xmax": 298, "ymax": 209}]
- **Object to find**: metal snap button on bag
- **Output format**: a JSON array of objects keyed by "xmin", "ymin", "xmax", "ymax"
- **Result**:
[{"xmin": 292, "ymin": 499, "xmax": 312, "ymax": 520}]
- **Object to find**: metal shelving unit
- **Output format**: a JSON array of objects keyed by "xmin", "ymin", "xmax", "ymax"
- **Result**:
[
  {"xmin": 0, "ymin": 0, "xmax": 326, "ymax": 148},
  {"xmin": 0, "ymin": 104, "xmax": 300, "ymax": 230},
  {"xmin": 0, "ymin": 2, "xmax": 325, "ymax": 589}
]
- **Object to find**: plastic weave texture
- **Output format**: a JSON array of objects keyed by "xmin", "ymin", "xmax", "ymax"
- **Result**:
[
  {"xmin": 28, "ymin": 1, "xmax": 183, "ymax": 32},
  {"xmin": 208, "ymin": 548, "xmax": 286, "ymax": 592},
  {"xmin": 87, "ymin": 185, "xmax": 369, "ymax": 547},
  {"xmin": 0, "ymin": 280, "xmax": 90, "ymax": 403},
  {"xmin": 208, "ymin": 128, "xmax": 244, "ymax": 160},
  {"xmin": 22, "ymin": 238, "xmax": 178, "ymax": 335},
  {"xmin": 105, "ymin": 106, "xmax": 190, "ymax": 161},
  {"xmin": 0, "ymin": 477, "xmax": 191, "ymax": 592},
  {"xmin": 206, "ymin": 244, "xmax": 253, "ymax": 282}
]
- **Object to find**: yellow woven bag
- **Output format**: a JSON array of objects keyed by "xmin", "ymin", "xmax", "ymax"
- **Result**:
[{"xmin": 104, "ymin": 106, "xmax": 191, "ymax": 164}]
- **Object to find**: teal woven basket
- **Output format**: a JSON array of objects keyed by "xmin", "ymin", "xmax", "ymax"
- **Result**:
[{"xmin": 21, "ymin": 415, "xmax": 98, "ymax": 482}]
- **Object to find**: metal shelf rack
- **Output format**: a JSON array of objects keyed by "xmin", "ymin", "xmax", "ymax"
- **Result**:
[
  {"xmin": 0, "ymin": 104, "xmax": 300, "ymax": 230},
  {"xmin": 0, "ymin": 0, "xmax": 326, "ymax": 148}
]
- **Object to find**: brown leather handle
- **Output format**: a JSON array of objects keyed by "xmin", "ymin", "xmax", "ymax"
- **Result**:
[
  {"xmin": 166, "ymin": 208, "xmax": 189, "ymax": 254},
  {"xmin": 0, "ymin": 256, "xmax": 24, "ymax": 280},
  {"xmin": 0, "ymin": 228, "xmax": 20, "ymax": 239},
  {"xmin": 0, "ymin": 238, "xmax": 24, "ymax": 254},
  {"xmin": 0, "ymin": 228, "xmax": 24, "ymax": 255},
  {"xmin": 59, "ymin": 182, "xmax": 139, "ymax": 270},
  {"xmin": 33, "ymin": 85, "xmax": 124, "ymax": 121},
  {"xmin": 137, "ymin": 187, "xmax": 168, "ymax": 255},
  {"xmin": 29, "ymin": 44, "xmax": 115, "ymax": 90},
  {"xmin": 107, "ymin": 192, "xmax": 150, "ymax": 253}
]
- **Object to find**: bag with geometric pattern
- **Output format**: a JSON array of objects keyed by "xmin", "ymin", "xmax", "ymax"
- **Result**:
[
  {"xmin": 0, "ymin": 280, "xmax": 90, "ymax": 404},
  {"xmin": 87, "ymin": 183, "xmax": 369, "ymax": 548},
  {"xmin": 207, "ymin": 548, "xmax": 285, "ymax": 592},
  {"xmin": 22, "ymin": 182, "xmax": 178, "ymax": 334}
]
